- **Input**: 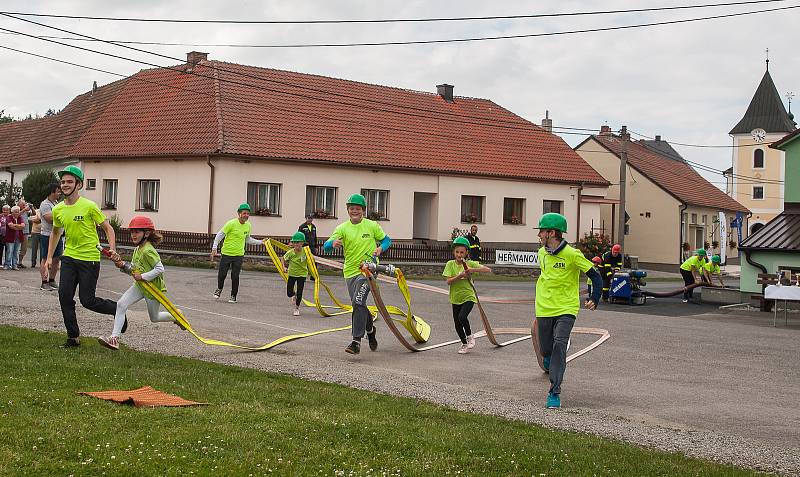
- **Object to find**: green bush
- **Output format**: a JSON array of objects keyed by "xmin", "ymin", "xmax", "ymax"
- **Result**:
[
  {"xmin": 21, "ymin": 167, "xmax": 57, "ymax": 208},
  {"xmin": 0, "ymin": 180, "xmax": 22, "ymax": 207},
  {"xmin": 576, "ymin": 232, "xmax": 611, "ymax": 259}
]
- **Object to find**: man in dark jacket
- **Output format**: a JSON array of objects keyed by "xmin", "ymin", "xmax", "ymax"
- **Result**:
[
  {"xmin": 601, "ymin": 243, "xmax": 623, "ymax": 301},
  {"xmin": 298, "ymin": 215, "xmax": 318, "ymax": 254},
  {"xmin": 466, "ymin": 224, "xmax": 481, "ymax": 261}
]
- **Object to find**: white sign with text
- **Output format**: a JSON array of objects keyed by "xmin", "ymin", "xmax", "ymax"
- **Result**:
[{"xmin": 495, "ymin": 250, "xmax": 540, "ymax": 267}]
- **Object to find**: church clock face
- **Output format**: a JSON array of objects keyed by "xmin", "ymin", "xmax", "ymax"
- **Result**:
[{"xmin": 751, "ymin": 128, "xmax": 767, "ymax": 143}]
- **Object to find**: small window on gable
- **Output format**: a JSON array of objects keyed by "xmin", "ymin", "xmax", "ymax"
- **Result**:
[
  {"xmin": 753, "ymin": 149, "xmax": 764, "ymax": 169},
  {"xmin": 86, "ymin": 178, "xmax": 96, "ymax": 190}
]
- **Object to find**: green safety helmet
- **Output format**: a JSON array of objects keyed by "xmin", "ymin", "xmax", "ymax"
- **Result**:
[
  {"xmin": 237, "ymin": 203, "xmax": 251, "ymax": 212},
  {"xmin": 290, "ymin": 232, "xmax": 306, "ymax": 242},
  {"xmin": 452, "ymin": 236, "xmax": 470, "ymax": 249},
  {"xmin": 696, "ymin": 248, "xmax": 707, "ymax": 257},
  {"xmin": 534, "ymin": 213, "xmax": 567, "ymax": 233},
  {"xmin": 711, "ymin": 255, "xmax": 721, "ymax": 264},
  {"xmin": 57, "ymin": 165, "xmax": 84, "ymax": 182},
  {"xmin": 346, "ymin": 193, "xmax": 367, "ymax": 208}
]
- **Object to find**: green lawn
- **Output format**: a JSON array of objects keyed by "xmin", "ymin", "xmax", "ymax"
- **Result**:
[{"xmin": 0, "ymin": 326, "xmax": 762, "ymax": 476}]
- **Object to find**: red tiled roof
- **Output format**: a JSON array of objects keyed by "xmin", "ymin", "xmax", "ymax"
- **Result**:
[
  {"xmin": 0, "ymin": 60, "xmax": 607, "ymax": 185},
  {"xmin": 590, "ymin": 135, "xmax": 749, "ymax": 212}
]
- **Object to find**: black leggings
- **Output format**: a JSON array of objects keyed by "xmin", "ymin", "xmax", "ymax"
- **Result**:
[
  {"xmin": 287, "ymin": 276, "xmax": 306, "ymax": 306},
  {"xmin": 680, "ymin": 268, "xmax": 696, "ymax": 299},
  {"xmin": 452, "ymin": 301, "xmax": 475, "ymax": 344}
]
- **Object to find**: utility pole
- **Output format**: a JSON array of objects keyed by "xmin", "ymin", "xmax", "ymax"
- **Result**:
[{"xmin": 617, "ymin": 125, "xmax": 629, "ymax": 249}]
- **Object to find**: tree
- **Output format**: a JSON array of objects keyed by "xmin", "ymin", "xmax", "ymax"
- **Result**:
[
  {"xmin": 0, "ymin": 181, "xmax": 23, "ymax": 207},
  {"xmin": 22, "ymin": 167, "xmax": 58, "ymax": 208},
  {"xmin": 576, "ymin": 232, "xmax": 612, "ymax": 259},
  {"xmin": 0, "ymin": 109, "xmax": 12, "ymax": 124}
]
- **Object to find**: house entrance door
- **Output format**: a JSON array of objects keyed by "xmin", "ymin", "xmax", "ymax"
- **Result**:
[{"xmin": 413, "ymin": 192, "xmax": 437, "ymax": 240}]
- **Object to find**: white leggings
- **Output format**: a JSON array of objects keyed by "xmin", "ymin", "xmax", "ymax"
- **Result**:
[{"xmin": 112, "ymin": 284, "xmax": 174, "ymax": 337}]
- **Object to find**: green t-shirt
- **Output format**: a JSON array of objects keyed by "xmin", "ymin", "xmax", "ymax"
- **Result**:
[
  {"xmin": 680, "ymin": 256, "xmax": 706, "ymax": 272},
  {"xmin": 220, "ymin": 218, "xmax": 252, "ymax": 257},
  {"xmin": 329, "ymin": 218, "xmax": 386, "ymax": 278},
  {"xmin": 442, "ymin": 259, "xmax": 481, "ymax": 305},
  {"xmin": 284, "ymin": 249, "xmax": 309, "ymax": 278},
  {"xmin": 52, "ymin": 197, "xmax": 106, "ymax": 261},
  {"xmin": 133, "ymin": 241, "xmax": 167, "ymax": 299},
  {"xmin": 704, "ymin": 262, "xmax": 720, "ymax": 275},
  {"xmin": 535, "ymin": 244, "xmax": 593, "ymax": 318}
]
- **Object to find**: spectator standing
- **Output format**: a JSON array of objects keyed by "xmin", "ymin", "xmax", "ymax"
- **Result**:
[
  {"xmin": 465, "ymin": 224, "xmax": 481, "ymax": 261},
  {"xmin": 298, "ymin": 214, "xmax": 318, "ymax": 254},
  {"xmin": 4, "ymin": 205, "xmax": 25, "ymax": 270},
  {"xmin": 29, "ymin": 205, "xmax": 42, "ymax": 267},
  {"xmin": 0, "ymin": 204, "xmax": 9, "ymax": 265},
  {"xmin": 17, "ymin": 199, "xmax": 32, "ymax": 268},
  {"xmin": 39, "ymin": 184, "xmax": 63, "ymax": 290}
]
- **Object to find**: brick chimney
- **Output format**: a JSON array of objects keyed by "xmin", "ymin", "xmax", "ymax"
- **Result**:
[
  {"xmin": 599, "ymin": 125, "xmax": 612, "ymax": 136},
  {"xmin": 436, "ymin": 84, "xmax": 454, "ymax": 103},
  {"xmin": 541, "ymin": 110, "xmax": 553, "ymax": 132},
  {"xmin": 186, "ymin": 51, "xmax": 209, "ymax": 71}
]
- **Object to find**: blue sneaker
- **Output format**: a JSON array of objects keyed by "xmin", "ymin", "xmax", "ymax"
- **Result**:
[
  {"xmin": 546, "ymin": 393, "xmax": 560, "ymax": 409},
  {"xmin": 543, "ymin": 356, "xmax": 551, "ymax": 373}
]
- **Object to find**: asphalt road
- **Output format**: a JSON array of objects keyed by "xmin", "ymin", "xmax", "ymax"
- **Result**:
[{"xmin": 2, "ymin": 263, "xmax": 797, "ymax": 470}]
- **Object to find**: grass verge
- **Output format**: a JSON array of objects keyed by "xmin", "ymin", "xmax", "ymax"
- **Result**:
[{"xmin": 0, "ymin": 326, "xmax": 762, "ymax": 476}]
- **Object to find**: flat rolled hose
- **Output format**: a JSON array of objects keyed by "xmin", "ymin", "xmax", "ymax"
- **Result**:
[{"xmin": 641, "ymin": 281, "xmax": 711, "ymax": 298}]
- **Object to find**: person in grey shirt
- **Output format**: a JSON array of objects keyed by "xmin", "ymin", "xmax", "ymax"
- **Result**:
[{"xmin": 38, "ymin": 184, "xmax": 63, "ymax": 290}]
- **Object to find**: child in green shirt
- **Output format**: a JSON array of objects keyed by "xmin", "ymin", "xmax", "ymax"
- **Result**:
[
  {"xmin": 98, "ymin": 216, "xmax": 179, "ymax": 351},
  {"xmin": 282, "ymin": 232, "xmax": 311, "ymax": 316},
  {"xmin": 442, "ymin": 236, "xmax": 491, "ymax": 354}
]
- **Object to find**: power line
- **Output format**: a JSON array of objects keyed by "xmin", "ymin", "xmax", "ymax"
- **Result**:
[
  {"xmin": 1, "ymin": 1, "xmax": 787, "ymax": 24},
  {"xmin": 2, "ymin": 3, "xmax": 796, "ymax": 48}
]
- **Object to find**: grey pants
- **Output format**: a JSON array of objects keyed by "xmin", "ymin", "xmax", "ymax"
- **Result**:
[
  {"xmin": 537, "ymin": 314, "xmax": 576, "ymax": 396},
  {"xmin": 346, "ymin": 275, "xmax": 374, "ymax": 340}
]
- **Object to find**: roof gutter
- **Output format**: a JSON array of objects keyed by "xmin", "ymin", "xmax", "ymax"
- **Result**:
[{"xmin": 207, "ymin": 155, "xmax": 215, "ymax": 235}]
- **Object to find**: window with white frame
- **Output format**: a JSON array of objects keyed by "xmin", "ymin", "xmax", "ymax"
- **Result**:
[
  {"xmin": 137, "ymin": 179, "xmax": 160, "ymax": 211},
  {"xmin": 752, "ymin": 185, "xmax": 765, "ymax": 200},
  {"xmin": 247, "ymin": 182, "xmax": 281, "ymax": 216},
  {"xmin": 702, "ymin": 214, "xmax": 707, "ymax": 224},
  {"xmin": 460, "ymin": 195, "xmax": 484, "ymax": 223},
  {"xmin": 360, "ymin": 188, "xmax": 389, "ymax": 221},
  {"xmin": 503, "ymin": 197, "xmax": 525, "ymax": 224},
  {"xmin": 306, "ymin": 186, "xmax": 337, "ymax": 218},
  {"xmin": 753, "ymin": 149, "xmax": 765, "ymax": 169},
  {"xmin": 102, "ymin": 179, "xmax": 117, "ymax": 209},
  {"xmin": 86, "ymin": 178, "xmax": 96, "ymax": 190},
  {"xmin": 543, "ymin": 200, "xmax": 563, "ymax": 215}
]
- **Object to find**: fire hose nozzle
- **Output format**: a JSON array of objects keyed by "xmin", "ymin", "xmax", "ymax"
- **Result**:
[
  {"xmin": 363, "ymin": 261, "xmax": 396, "ymax": 276},
  {"xmin": 96, "ymin": 244, "xmax": 134, "ymax": 274}
]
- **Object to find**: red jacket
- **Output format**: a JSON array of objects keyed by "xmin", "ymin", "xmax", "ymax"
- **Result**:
[{"xmin": 4, "ymin": 215, "xmax": 24, "ymax": 243}]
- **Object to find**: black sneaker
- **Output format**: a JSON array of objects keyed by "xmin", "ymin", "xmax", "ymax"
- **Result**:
[
  {"xmin": 121, "ymin": 314, "xmax": 128, "ymax": 334},
  {"xmin": 61, "ymin": 338, "xmax": 80, "ymax": 348},
  {"xmin": 213, "ymin": 288, "xmax": 222, "ymax": 299},
  {"xmin": 366, "ymin": 328, "xmax": 378, "ymax": 351},
  {"xmin": 345, "ymin": 341, "xmax": 360, "ymax": 355},
  {"xmin": 18, "ymin": 263, "xmax": 26, "ymax": 269},
  {"xmin": 40, "ymin": 282, "xmax": 48, "ymax": 290},
  {"xmin": 48, "ymin": 281, "xmax": 58, "ymax": 290},
  {"xmin": 228, "ymin": 295, "xmax": 237, "ymax": 303}
]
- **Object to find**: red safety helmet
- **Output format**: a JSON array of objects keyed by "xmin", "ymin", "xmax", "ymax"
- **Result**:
[
  {"xmin": 612, "ymin": 244, "xmax": 622, "ymax": 254},
  {"xmin": 591, "ymin": 256, "xmax": 602, "ymax": 265},
  {"xmin": 128, "ymin": 216, "xmax": 155, "ymax": 230}
]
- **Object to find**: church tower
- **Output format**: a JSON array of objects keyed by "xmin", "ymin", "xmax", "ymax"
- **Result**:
[{"xmin": 729, "ymin": 58, "xmax": 796, "ymax": 237}]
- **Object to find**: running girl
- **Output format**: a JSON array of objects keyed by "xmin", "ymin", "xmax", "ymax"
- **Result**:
[
  {"xmin": 282, "ymin": 232, "xmax": 310, "ymax": 316},
  {"xmin": 442, "ymin": 236, "xmax": 491, "ymax": 354}
]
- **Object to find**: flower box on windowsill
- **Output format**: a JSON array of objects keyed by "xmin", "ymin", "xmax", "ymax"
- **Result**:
[
  {"xmin": 253, "ymin": 208, "xmax": 281, "ymax": 217},
  {"xmin": 135, "ymin": 208, "xmax": 158, "ymax": 212}
]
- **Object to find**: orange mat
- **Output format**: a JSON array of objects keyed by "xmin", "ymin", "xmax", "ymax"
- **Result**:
[{"xmin": 79, "ymin": 386, "xmax": 207, "ymax": 407}]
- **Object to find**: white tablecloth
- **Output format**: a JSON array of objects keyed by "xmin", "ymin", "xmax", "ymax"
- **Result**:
[{"xmin": 764, "ymin": 284, "xmax": 800, "ymax": 300}]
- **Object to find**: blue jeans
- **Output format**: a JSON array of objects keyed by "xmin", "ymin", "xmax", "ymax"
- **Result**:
[
  {"xmin": 4, "ymin": 241, "xmax": 20, "ymax": 269},
  {"xmin": 537, "ymin": 314, "xmax": 576, "ymax": 396}
]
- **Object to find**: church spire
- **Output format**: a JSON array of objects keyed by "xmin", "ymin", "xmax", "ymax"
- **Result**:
[{"xmin": 729, "ymin": 60, "xmax": 796, "ymax": 135}]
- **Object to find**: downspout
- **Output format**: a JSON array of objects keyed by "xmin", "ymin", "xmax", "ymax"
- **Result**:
[
  {"xmin": 679, "ymin": 202, "xmax": 687, "ymax": 263},
  {"xmin": 743, "ymin": 250, "xmax": 767, "ymax": 274},
  {"xmin": 207, "ymin": 155, "xmax": 215, "ymax": 235},
  {"xmin": 575, "ymin": 183, "xmax": 583, "ymax": 243}
]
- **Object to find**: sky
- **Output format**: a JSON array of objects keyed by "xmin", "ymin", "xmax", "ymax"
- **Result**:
[{"xmin": 1, "ymin": 0, "xmax": 798, "ymax": 196}]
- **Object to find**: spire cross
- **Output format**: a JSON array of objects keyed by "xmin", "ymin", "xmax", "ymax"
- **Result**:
[{"xmin": 766, "ymin": 47, "xmax": 770, "ymax": 70}]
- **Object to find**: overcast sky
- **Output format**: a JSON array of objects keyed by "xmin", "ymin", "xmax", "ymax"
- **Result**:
[{"xmin": 1, "ymin": 1, "xmax": 798, "ymax": 197}]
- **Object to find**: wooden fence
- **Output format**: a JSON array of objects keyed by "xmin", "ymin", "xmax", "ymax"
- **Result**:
[{"xmin": 98, "ymin": 229, "xmax": 533, "ymax": 263}]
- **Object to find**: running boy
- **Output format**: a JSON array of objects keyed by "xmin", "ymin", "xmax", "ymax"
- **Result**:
[
  {"xmin": 534, "ymin": 213, "xmax": 603, "ymax": 409},
  {"xmin": 210, "ymin": 203, "xmax": 264, "ymax": 303},
  {"xmin": 45, "ymin": 165, "xmax": 120, "ymax": 348},
  {"xmin": 442, "ymin": 236, "xmax": 491, "ymax": 354},
  {"xmin": 679, "ymin": 248, "xmax": 708, "ymax": 303},
  {"xmin": 282, "ymin": 232, "xmax": 311, "ymax": 316},
  {"xmin": 98, "ymin": 216, "xmax": 179, "ymax": 350},
  {"xmin": 703, "ymin": 255, "xmax": 725, "ymax": 288},
  {"xmin": 323, "ymin": 193, "xmax": 391, "ymax": 355}
]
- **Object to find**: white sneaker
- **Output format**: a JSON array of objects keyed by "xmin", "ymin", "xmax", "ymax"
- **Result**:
[
  {"xmin": 292, "ymin": 308, "xmax": 300, "ymax": 316},
  {"xmin": 97, "ymin": 335, "xmax": 119, "ymax": 350},
  {"xmin": 457, "ymin": 344, "xmax": 469, "ymax": 354},
  {"xmin": 466, "ymin": 335, "xmax": 476, "ymax": 349},
  {"xmin": 682, "ymin": 299, "xmax": 689, "ymax": 303}
]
